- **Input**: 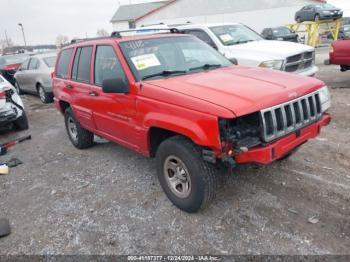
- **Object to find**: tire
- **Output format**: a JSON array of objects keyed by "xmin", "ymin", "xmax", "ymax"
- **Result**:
[
  {"xmin": 14, "ymin": 111, "xmax": 29, "ymax": 130},
  {"xmin": 156, "ymin": 136, "xmax": 217, "ymax": 213},
  {"xmin": 296, "ymin": 16, "xmax": 302, "ymax": 23},
  {"xmin": 64, "ymin": 107, "xmax": 94, "ymax": 149},
  {"xmin": 314, "ymin": 14, "xmax": 320, "ymax": 21},
  {"xmin": 14, "ymin": 81, "xmax": 23, "ymax": 95},
  {"xmin": 37, "ymin": 84, "xmax": 53, "ymax": 104}
]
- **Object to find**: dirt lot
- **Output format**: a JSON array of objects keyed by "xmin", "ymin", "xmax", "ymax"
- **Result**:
[{"xmin": 0, "ymin": 48, "xmax": 349, "ymax": 255}]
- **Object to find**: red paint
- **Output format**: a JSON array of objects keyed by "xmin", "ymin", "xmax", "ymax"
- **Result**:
[
  {"xmin": 53, "ymin": 34, "xmax": 330, "ymax": 164},
  {"xmin": 1, "ymin": 63, "xmax": 22, "ymax": 70},
  {"xmin": 329, "ymin": 39, "xmax": 350, "ymax": 66}
]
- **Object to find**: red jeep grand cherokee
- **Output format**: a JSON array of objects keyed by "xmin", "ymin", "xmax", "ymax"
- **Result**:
[{"xmin": 53, "ymin": 31, "xmax": 331, "ymax": 212}]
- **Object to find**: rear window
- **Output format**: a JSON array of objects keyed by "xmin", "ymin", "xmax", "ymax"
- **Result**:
[
  {"xmin": 43, "ymin": 56, "xmax": 57, "ymax": 68},
  {"xmin": 71, "ymin": 46, "xmax": 92, "ymax": 82},
  {"xmin": 56, "ymin": 48, "xmax": 72, "ymax": 78}
]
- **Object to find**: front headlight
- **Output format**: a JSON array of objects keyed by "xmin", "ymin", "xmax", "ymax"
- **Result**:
[
  {"xmin": 319, "ymin": 86, "xmax": 331, "ymax": 112},
  {"xmin": 259, "ymin": 60, "xmax": 284, "ymax": 70}
]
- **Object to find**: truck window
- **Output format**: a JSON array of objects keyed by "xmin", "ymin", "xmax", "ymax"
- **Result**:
[
  {"xmin": 56, "ymin": 48, "xmax": 72, "ymax": 79},
  {"xmin": 71, "ymin": 46, "xmax": 92, "ymax": 83},
  {"xmin": 94, "ymin": 45, "xmax": 128, "ymax": 86}
]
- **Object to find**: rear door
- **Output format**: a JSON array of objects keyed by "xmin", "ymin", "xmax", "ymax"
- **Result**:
[
  {"xmin": 15, "ymin": 58, "xmax": 30, "ymax": 89},
  {"xmin": 25, "ymin": 57, "xmax": 40, "ymax": 93},
  {"xmin": 89, "ymin": 44, "xmax": 138, "ymax": 149}
]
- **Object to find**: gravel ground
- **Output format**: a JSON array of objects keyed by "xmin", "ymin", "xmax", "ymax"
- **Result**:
[{"xmin": 0, "ymin": 48, "xmax": 349, "ymax": 255}]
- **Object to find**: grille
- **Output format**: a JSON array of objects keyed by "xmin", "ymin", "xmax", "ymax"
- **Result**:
[
  {"xmin": 284, "ymin": 51, "xmax": 314, "ymax": 73},
  {"xmin": 260, "ymin": 90, "xmax": 322, "ymax": 142}
]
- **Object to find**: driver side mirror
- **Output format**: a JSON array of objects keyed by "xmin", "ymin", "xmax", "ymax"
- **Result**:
[{"xmin": 102, "ymin": 78, "xmax": 129, "ymax": 94}]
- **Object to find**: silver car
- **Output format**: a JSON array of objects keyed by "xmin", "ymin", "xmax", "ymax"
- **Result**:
[{"xmin": 14, "ymin": 53, "xmax": 57, "ymax": 103}]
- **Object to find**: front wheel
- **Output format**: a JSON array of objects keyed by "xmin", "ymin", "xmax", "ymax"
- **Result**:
[
  {"xmin": 64, "ymin": 107, "xmax": 94, "ymax": 149},
  {"xmin": 156, "ymin": 136, "xmax": 217, "ymax": 213}
]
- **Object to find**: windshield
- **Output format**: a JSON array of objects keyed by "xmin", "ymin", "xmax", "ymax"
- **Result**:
[
  {"xmin": 210, "ymin": 24, "xmax": 263, "ymax": 46},
  {"xmin": 119, "ymin": 36, "xmax": 232, "ymax": 81},
  {"xmin": 317, "ymin": 4, "xmax": 336, "ymax": 9},
  {"xmin": 43, "ymin": 56, "xmax": 57, "ymax": 67},
  {"xmin": 0, "ymin": 54, "xmax": 29, "ymax": 66},
  {"xmin": 273, "ymin": 27, "xmax": 291, "ymax": 35}
]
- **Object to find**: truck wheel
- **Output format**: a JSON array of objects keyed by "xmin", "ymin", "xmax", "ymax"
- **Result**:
[
  {"xmin": 156, "ymin": 136, "xmax": 217, "ymax": 213},
  {"xmin": 64, "ymin": 107, "xmax": 94, "ymax": 149},
  {"xmin": 38, "ymin": 84, "xmax": 53, "ymax": 104},
  {"xmin": 14, "ymin": 111, "xmax": 29, "ymax": 130}
]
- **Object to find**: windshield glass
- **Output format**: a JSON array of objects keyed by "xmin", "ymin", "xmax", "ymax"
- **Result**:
[
  {"xmin": 317, "ymin": 4, "xmax": 336, "ymax": 9},
  {"xmin": 43, "ymin": 56, "xmax": 57, "ymax": 67},
  {"xmin": 273, "ymin": 27, "xmax": 291, "ymax": 35},
  {"xmin": 119, "ymin": 36, "xmax": 232, "ymax": 81},
  {"xmin": 0, "ymin": 54, "xmax": 29, "ymax": 66},
  {"xmin": 210, "ymin": 24, "xmax": 263, "ymax": 46}
]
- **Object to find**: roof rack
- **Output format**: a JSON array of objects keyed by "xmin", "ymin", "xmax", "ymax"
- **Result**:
[
  {"xmin": 110, "ymin": 28, "xmax": 181, "ymax": 38},
  {"xmin": 68, "ymin": 28, "xmax": 181, "ymax": 45}
]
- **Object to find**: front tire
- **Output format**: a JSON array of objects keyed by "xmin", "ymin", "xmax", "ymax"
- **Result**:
[
  {"xmin": 64, "ymin": 107, "xmax": 94, "ymax": 149},
  {"xmin": 38, "ymin": 84, "xmax": 53, "ymax": 104},
  {"xmin": 156, "ymin": 136, "xmax": 217, "ymax": 213},
  {"xmin": 14, "ymin": 111, "xmax": 29, "ymax": 130}
]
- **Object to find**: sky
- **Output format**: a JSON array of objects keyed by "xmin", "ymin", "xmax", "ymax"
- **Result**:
[{"xmin": 1, "ymin": 0, "xmax": 349, "ymax": 46}]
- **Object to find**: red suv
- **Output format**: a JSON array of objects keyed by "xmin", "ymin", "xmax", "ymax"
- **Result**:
[{"xmin": 53, "ymin": 31, "xmax": 331, "ymax": 212}]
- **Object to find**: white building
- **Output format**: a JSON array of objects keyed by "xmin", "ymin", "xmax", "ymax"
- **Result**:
[{"xmin": 110, "ymin": 0, "xmax": 327, "ymax": 33}]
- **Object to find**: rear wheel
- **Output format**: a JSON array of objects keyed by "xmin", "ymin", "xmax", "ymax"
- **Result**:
[
  {"xmin": 64, "ymin": 107, "xmax": 94, "ymax": 149},
  {"xmin": 296, "ymin": 16, "xmax": 302, "ymax": 23},
  {"xmin": 314, "ymin": 14, "xmax": 320, "ymax": 21},
  {"xmin": 37, "ymin": 84, "xmax": 53, "ymax": 104},
  {"xmin": 156, "ymin": 136, "xmax": 217, "ymax": 213}
]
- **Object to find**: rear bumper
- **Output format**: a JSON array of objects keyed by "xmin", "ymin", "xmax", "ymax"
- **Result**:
[{"xmin": 235, "ymin": 113, "xmax": 331, "ymax": 165}]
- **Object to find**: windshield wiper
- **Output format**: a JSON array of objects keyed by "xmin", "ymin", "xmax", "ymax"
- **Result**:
[
  {"xmin": 142, "ymin": 70, "xmax": 187, "ymax": 80},
  {"xmin": 189, "ymin": 64, "xmax": 222, "ymax": 72}
]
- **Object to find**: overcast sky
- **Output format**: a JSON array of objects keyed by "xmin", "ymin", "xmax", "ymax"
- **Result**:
[{"xmin": 1, "ymin": 0, "xmax": 349, "ymax": 46}]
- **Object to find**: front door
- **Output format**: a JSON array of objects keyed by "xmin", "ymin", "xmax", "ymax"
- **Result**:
[{"xmin": 89, "ymin": 44, "xmax": 138, "ymax": 149}]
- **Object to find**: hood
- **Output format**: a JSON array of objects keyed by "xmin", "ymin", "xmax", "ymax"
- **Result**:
[
  {"xmin": 145, "ymin": 66, "xmax": 325, "ymax": 117},
  {"xmin": 225, "ymin": 40, "xmax": 313, "ymax": 61}
]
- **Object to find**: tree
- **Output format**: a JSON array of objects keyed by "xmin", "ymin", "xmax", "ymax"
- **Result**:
[
  {"xmin": 0, "ymin": 38, "xmax": 14, "ymax": 49},
  {"xmin": 55, "ymin": 35, "xmax": 69, "ymax": 47},
  {"xmin": 96, "ymin": 29, "xmax": 109, "ymax": 37}
]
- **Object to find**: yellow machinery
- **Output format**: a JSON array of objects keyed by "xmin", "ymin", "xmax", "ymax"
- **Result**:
[{"xmin": 287, "ymin": 19, "xmax": 342, "ymax": 47}]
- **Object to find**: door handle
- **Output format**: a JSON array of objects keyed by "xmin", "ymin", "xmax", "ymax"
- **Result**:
[
  {"xmin": 66, "ymin": 84, "xmax": 74, "ymax": 89},
  {"xmin": 89, "ymin": 91, "xmax": 98, "ymax": 97}
]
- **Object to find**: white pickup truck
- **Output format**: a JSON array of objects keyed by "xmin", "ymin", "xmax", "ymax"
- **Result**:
[{"xmin": 177, "ymin": 23, "xmax": 318, "ymax": 76}]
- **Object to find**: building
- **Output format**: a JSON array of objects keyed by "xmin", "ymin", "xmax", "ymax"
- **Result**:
[{"xmin": 110, "ymin": 0, "xmax": 327, "ymax": 32}]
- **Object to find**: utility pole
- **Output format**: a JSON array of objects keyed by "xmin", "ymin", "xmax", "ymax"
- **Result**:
[{"xmin": 18, "ymin": 23, "xmax": 27, "ymax": 47}]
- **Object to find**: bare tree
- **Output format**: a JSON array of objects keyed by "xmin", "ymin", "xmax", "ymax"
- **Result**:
[
  {"xmin": 96, "ymin": 29, "xmax": 109, "ymax": 37},
  {"xmin": 0, "ymin": 38, "xmax": 14, "ymax": 49},
  {"xmin": 55, "ymin": 35, "xmax": 70, "ymax": 47}
]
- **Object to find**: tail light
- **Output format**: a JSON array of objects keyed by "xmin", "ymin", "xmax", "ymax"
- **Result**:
[
  {"xmin": 330, "ymin": 46, "xmax": 334, "ymax": 53},
  {"xmin": 0, "ymin": 91, "xmax": 6, "ymax": 99}
]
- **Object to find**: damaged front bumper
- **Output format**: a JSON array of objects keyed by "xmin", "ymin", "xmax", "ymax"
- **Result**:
[
  {"xmin": 0, "ymin": 105, "xmax": 19, "ymax": 128},
  {"xmin": 234, "ymin": 113, "xmax": 331, "ymax": 165}
]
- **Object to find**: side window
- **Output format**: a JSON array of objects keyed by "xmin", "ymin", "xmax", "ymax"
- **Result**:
[
  {"xmin": 71, "ymin": 46, "xmax": 92, "ymax": 82},
  {"xmin": 56, "ymin": 48, "xmax": 72, "ymax": 79},
  {"xmin": 28, "ymin": 58, "xmax": 39, "ymax": 70},
  {"xmin": 94, "ymin": 45, "xmax": 128, "ymax": 87},
  {"xmin": 20, "ymin": 59, "xmax": 30, "ymax": 70},
  {"xmin": 186, "ymin": 30, "xmax": 217, "ymax": 49}
]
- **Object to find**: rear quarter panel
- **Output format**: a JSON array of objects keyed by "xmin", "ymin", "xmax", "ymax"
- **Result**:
[{"xmin": 330, "ymin": 40, "xmax": 350, "ymax": 65}]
